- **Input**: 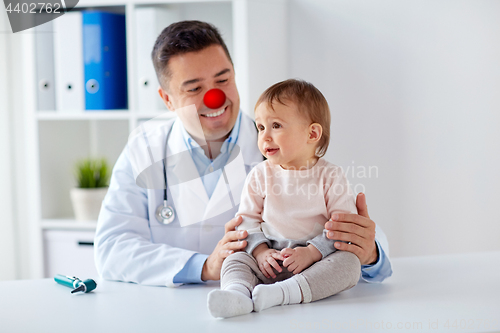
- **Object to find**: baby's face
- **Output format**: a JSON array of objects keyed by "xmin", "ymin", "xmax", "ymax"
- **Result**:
[{"xmin": 255, "ymin": 102, "xmax": 316, "ymax": 169}]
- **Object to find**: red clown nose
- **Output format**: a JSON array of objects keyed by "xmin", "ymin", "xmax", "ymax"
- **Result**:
[{"xmin": 203, "ymin": 89, "xmax": 226, "ymax": 109}]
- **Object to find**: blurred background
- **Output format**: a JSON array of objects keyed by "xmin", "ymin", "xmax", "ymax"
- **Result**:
[{"xmin": 1, "ymin": 0, "xmax": 499, "ymax": 281}]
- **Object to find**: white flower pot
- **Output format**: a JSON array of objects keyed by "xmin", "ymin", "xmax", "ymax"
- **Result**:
[{"xmin": 70, "ymin": 187, "xmax": 108, "ymax": 221}]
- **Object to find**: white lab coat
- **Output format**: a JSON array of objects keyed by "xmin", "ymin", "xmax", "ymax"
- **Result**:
[
  {"xmin": 95, "ymin": 112, "xmax": 391, "ymax": 287},
  {"xmin": 95, "ymin": 113, "xmax": 262, "ymax": 287}
]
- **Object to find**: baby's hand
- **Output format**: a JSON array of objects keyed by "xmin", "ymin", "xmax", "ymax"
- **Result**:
[
  {"xmin": 281, "ymin": 245, "xmax": 322, "ymax": 275},
  {"xmin": 254, "ymin": 246, "xmax": 284, "ymax": 279}
]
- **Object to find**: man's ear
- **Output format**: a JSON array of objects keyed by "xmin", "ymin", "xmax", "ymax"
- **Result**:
[
  {"xmin": 158, "ymin": 87, "xmax": 174, "ymax": 111},
  {"xmin": 308, "ymin": 123, "xmax": 322, "ymax": 144}
]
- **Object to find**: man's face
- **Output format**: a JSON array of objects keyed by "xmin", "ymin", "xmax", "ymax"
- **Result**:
[{"xmin": 159, "ymin": 45, "xmax": 240, "ymax": 142}]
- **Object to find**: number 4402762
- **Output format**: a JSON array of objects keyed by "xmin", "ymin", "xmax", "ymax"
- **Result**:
[
  {"xmin": 444, "ymin": 319, "xmax": 498, "ymax": 330},
  {"xmin": 6, "ymin": 2, "xmax": 61, "ymax": 14}
]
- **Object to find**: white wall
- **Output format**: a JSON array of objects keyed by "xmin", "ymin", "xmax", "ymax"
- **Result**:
[
  {"xmin": 0, "ymin": 8, "xmax": 41, "ymax": 280},
  {"xmin": 0, "ymin": 6, "xmax": 18, "ymax": 280},
  {"xmin": 288, "ymin": 0, "xmax": 500, "ymax": 257}
]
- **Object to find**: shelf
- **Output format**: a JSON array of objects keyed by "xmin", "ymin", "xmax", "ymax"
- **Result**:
[
  {"xmin": 37, "ymin": 111, "xmax": 131, "ymax": 121},
  {"xmin": 135, "ymin": 112, "xmax": 177, "ymax": 119},
  {"xmin": 77, "ymin": 0, "xmax": 232, "ymax": 7},
  {"xmin": 41, "ymin": 219, "xmax": 98, "ymax": 231},
  {"xmin": 36, "ymin": 111, "xmax": 177, "ymax": 121},
  {"xmin": 74, "ymin": 0, "xmax": 131, "ymax": 7}
]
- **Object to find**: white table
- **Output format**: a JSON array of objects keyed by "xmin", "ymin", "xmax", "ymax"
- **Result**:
[{"xmin": 1, "ymin": 251, "xmax": 499, "ymax": 333}]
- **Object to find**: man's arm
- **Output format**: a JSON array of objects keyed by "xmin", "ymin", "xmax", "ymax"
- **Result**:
[
  {"xmin": 359, "ymin": 226, "xmax": 392, "ymax": 283},
  {"xmin": 173, "ymin": 216, "xmax": 249, "ymax": 283},
  {"xmin": 200, "ymin": 216, "xmax": 248, "ymax": 281},
  {"xmin": 324, "ymin": 193, "xmax": 393, "ymax": 283}
]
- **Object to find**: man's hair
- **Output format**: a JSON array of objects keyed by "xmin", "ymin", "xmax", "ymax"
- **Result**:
[
  {"xmin": 151, "ymin": 20, "xmax": 233, "ymax": 89},
  {"xmin": 255, "ymin": 79, "xmax": 331, "ymax": 157}
]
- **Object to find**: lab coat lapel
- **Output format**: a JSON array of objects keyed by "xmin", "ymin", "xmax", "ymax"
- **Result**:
[
  {"xmin": 203, "ymin": 146, "xmax": 247, "ymax": 221},
  {"xmin": 202, "ymin": 113, "xmax": 263, "ymax": 222},
  {"xmin": 166, "ymin": 120, "xmax": 209, "ymax": 227},
  {"xmin": 166, "ymin": 113, "xmax": 263, "ymax": 227}
]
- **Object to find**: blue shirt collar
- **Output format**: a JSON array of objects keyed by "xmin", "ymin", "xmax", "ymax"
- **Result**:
[{"xmin": 181, "ymin": 110, "xmax": 242, "ymax": 157}]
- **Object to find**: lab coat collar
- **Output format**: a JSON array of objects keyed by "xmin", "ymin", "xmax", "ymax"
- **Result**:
[{"xmin": 166, "ymin": 110, "xmax": 260, "ymax": 170}]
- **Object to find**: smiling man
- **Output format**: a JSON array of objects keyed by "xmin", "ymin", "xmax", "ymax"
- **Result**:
[
  {"xmin": 94, "ymin": 21, "xmax": 392, "ymax": 287},
  {"xmin": 157, "ymin": 44, "xmax": 240, "ymax": 157}
]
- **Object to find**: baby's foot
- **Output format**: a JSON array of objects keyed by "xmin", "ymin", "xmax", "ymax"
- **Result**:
[
  {"xmin": 252, "ymin": 284, "xmax": 284, "ymax": 312},
  {"xmin": 207, "ymin": 290, "xmax": 253, "ymax": 318},
  {"xmin": 253, "ymin": 279, "xmax": 302, "ymax": 312}
]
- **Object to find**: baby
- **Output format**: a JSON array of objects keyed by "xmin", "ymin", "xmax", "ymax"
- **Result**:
[{"xmin": 207, "ymin": 79, "xmax": 361, "ymax": 318}]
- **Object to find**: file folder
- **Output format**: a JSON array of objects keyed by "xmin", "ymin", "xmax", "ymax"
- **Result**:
[
  {"xmin": 35, "ymin": 19, "xmax": 56, "ymax": 111},
  {"xmin": 135, "ymin": 7, "xmax": 180, "ymax": 112},
  {"xmin": 83, "ymin": 11, "xmax": 128, "ymax": 110},
  {"xmin": 53, "ymin": 11, "xmax": 85, "ymax": 111}
]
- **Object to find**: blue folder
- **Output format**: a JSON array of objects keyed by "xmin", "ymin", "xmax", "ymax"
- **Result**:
[{"xmin": 83, "ymin": 11, "xmax": 128, "ymax": 110}]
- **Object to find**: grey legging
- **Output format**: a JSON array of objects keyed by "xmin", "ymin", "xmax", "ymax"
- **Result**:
[{"xmin": 221, "ymin": 250, "xmax": 361, "ymax": 303}]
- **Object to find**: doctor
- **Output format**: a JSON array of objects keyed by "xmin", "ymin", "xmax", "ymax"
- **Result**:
[{"xmin": 94, "ymin": 21, "xmax": 392, "ymax": 287}]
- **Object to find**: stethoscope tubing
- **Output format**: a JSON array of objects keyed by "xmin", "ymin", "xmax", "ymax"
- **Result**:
[{"xmin": 156, "ymin": 122, "xmax": 176, "ymax": 224}]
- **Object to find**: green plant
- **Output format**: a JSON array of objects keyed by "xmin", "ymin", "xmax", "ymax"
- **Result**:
[{"xmin": 75, "ymin": 158, "xmax": 110, "ymax": 188}]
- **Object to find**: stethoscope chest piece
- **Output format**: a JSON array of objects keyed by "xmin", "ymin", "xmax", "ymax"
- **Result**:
[{"xmin": 156, "ymin": 202, "xmax": 175, "ymax": 225}]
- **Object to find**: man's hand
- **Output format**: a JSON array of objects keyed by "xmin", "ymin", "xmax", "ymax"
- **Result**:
[
  {"xmin": 253, "ymin": 243, "xmax": 284, "ymax": 279},
  {"xmin": 325, "ymin": 193, "xmax": 378, "ymax": 265},
  {"xmin": 201, "ymin": 216, "xmax": 248, "ymax": 281},
  {"xmin": 281, "ymin": 245, "xmax": 322, "ymax": 275}
]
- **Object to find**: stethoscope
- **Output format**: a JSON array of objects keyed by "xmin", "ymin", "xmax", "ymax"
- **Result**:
[
  {"xmin": 155, "ymin": 88, "xmax": 227, "ymax": 224},
  {"xmin": 155, "ymin": 122, "xmax": 175, "ymax": 224}
]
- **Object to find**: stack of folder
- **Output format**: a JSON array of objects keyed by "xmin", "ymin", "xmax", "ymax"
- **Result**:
[{"xmin": 36, "ymin": 10, "xmax": 128, "ymax": 111}]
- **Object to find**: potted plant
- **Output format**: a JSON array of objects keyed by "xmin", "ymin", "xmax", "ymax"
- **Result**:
[{"xmin": 70, "ymin": 158, "xmax": 110, "ymax": 221}]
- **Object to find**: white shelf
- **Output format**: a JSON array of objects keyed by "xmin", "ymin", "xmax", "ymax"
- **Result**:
[
  {"xmin": 135, "ymin": 112, "xmax": 177, "ymax": 119},
  {"xmin": 37, "ymin": 111, "xmax": 131, "ymax": 120},
  {"xmin": 36, "ymin": 110, "xmax": 177, "ymax": 121},
  {"xmin": 75, "ymin": 0, "xmax": 131, "ymax": 7},
  {"xmin": 77, "ymin": 0, "xmax": 232, "ymax": 7},
  {"xmin": 41, "ymin": 219, "xmax": 98, "ymax": 231}
]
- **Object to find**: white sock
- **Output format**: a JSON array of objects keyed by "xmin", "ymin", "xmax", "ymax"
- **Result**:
[
  {"xmin": 207, "ymin": 284, "xmax": 253, "ymax": 318},
  {"xmin": 252, "ymin": 278, "xmax": 302, "ymax": 312}
]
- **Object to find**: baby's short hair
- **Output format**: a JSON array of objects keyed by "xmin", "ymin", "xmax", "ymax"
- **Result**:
[{"xmin": 255, "ymin": 79, "xmax": 331, "ymax": 157}]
